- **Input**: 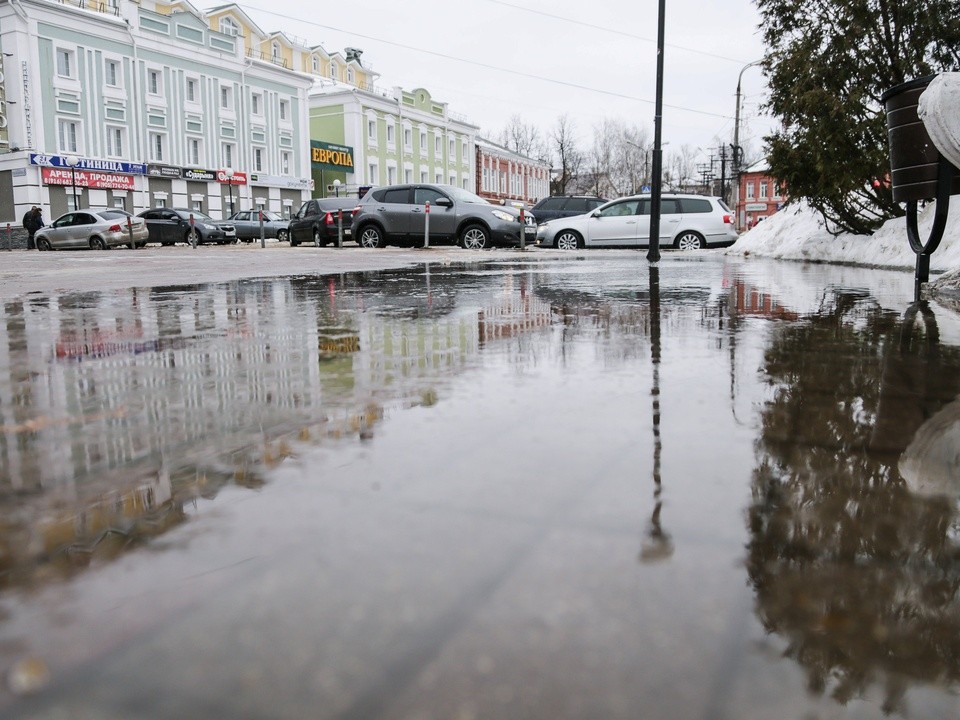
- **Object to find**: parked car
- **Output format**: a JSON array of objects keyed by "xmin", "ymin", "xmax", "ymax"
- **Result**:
[
  {"xmin": 136, "ymin": 208, "xmax": 236, "ymax": 245},
  {"xmin": 350, "ymin": 184, "xmax": 537, "ymax": 249},
  {"xmin": 226, "ymin": 210, "xmax": 289, "ymax": 242},
  {"xmin": 289, "ymin": 198, "xmax": 358, "ymax": 246},
  {"xmin": 529, "ymin": 195, "xmax": 607, "ymax": 225},
  {"xmin": 35, "ymin": 208, "xmax": 150, "ymax": 251},
  {"xmin": 536, "ymin": 194, "xmax": 738, "ymax": 250}
]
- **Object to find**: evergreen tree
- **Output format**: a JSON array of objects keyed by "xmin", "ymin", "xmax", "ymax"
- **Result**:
[{"xmin": 757, "ymin": 0, "xmax": 960, "ymax": 235}]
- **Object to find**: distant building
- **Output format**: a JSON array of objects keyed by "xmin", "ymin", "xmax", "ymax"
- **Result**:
[
  {"xmin": 737, "ymin": 161, "xmax": 785, "ymax": 229},
  {"xmin": 475, "ymin": 137, "xmax": 550, "ymax": 207}
]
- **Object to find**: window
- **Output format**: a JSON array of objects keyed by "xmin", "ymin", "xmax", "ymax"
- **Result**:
[
  {"xmin": 598, "ymin": 199, "xmax": 639, "ymax": 217},
  {"xmin": 279, "ymin": 100, "xmax": 288, "ymax": 120},
  {"xmin": 221, "ymin": 86, "xmax": 231, "ymax": 109},
  {"xmin": 188, "ymin": 138, "xmax": 200, "ymax": 165},
  {"xmin": 449, "ymin": 139, "xmax": 455, "ymax": 158},
  {"xmin": 148, "ymin": 70, "xmax": 161, "ymax": 96},
  {"xmin": 420, "ymin": 170, "xmax": 428, "ymax": 183},
  {"xmin": 192, "ymin": 199, "xmax": 203, "ymax": 213},
  {"xmin": 112, "ymin": 196, "xmax": 125, "ymax": 209},
  {"xmin": 435, "ymin": 172, "xmax": 442, "ymax": 184},
  {"xmin": 219, "ymin": 17, "xmax": 239, "ymax": 36},
  {"xmin": 387, "ymin": 166, "xmax": 396, "ymax": 184},
  {"xmin": 251, "ymin": 94, "xmax": 261, "ymax": 115},
  {"xmin": 381, "ymin": 188, "xmax": 408, "ymax": 204},
  {"xmin": 312, "ymin": 57, "xmax": 319, "ymax": 73},
  {"xmin": 404, "ymin": 128, "xmax": 412, "ymax": 150},
  {"xmin": 281, "ymin": 151, "xmax": 290, "ymax": 174},
  {"xmin": 435, "ymin": 136, "xmax": 441, "ymax": 154},
  {"xmin": 253, "ymin": 147, "xmax": 263, "ymax": 172},
  {"xmin": 56, "ymin": 49, "xmax": 73, "ymax": 78},
  {"xmin": 368, "ymin": 163, "xmax": 378, "ymax": 183},
  {"xmin": 678, "ymin": 198, "xmax": 712, "ymax": 213},
  {"xmin": 746, "ymin": 182, "xmax": 755, "ymax": 198},
  {"xmin": 386, "ymin": 124, "xmax": 394, "ymax": 144},
  {"xmin": 404, "ymin": 169, "xmax": 412, "ymax": 183},
  {"xmin": 271, "ymin": 42, "xmax": 281, "ymax": 61},
  {"xmin": 347, "ymin": 67, "xmax": 354, "ymax": 84},
  {"xmin": 419, "ymin": 131, "xmax": 427, "ymax": 153},
  {"xmin": 106, "ymin": 127, "xmax": 123, "ymax": 157},
  {"xmin": 329, "ymin": 62, "xmax": 338, "ymax": 79},
  {"xmin": 368, "ymin": 119, "xmax": 376, "ymax": 141},
  {"xmin": 759, "ymin": 181, "xmax": 769, "ymax": 198},
  {"xmin": 186, "ymin": 78, "xmax": 197, "ymax": 103},
  {"xmin": 105, "ymin": 60, "xmax": 119, "ymax": 87},
  {"xmin": 58, "ymin": 119, "xmax": 79, "ymax": 152},
  {"xmin": 222, "ymin": 142, "xmax": 234, "ymax": 168},
  {"xmin": 149, "ymin": 132, "xmax": 164, "ymax": 161}
]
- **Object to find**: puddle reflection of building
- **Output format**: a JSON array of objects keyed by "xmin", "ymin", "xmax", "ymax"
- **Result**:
[
  {"xmin": 640, "ymin": 265, "xmax": 673, "ymax": 563},
  {"xmin": 746, "ymin": 297, "xmax": 960, "ymax": 712}
]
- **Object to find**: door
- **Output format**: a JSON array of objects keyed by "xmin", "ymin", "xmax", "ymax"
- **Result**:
[
  {"xmin": 412, "ymin": 186, "xmax": 456, "ymax": 242},
  {"xmin": 291, "ymin": 201, "xmax": 318, "ymax": 243},
  {"xmin": 45, "ymin": 213, "xmax": 77, "ymax": 249},
  {"xmin": 585, "ymin": 199, "xmax": 641, "ymax": 246},
  {"xmin": 231, "ymin": 211, "xmax": 253, "ymax": 240},
  {"xmin": 375, "ymin": 186, "xmax": 413, "ymax": 239},
  {"xmin": 159, "ymin": 210, "xmax": 184, "ymax": 244},
  {"xmin": 636, "ymin": 198, "xmax": 681, "ymax": 247}
]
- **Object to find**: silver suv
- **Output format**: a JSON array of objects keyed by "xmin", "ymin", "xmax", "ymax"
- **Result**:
[
  {"xmin": 350, "ymin": 184, "xmax": 537, "ymax": 249},
  {"xmin": 536, "ymin": 194, "xmax": 738, "ymax": 250}
]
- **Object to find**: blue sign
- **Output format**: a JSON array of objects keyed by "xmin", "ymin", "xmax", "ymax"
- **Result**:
[
  {"xmin": 30, "ymin": 153, "xmax": 147, "ymax": 175},
  {"xmin": 641, "ymin": 185, "xmax": 652, "ymax": 193}
]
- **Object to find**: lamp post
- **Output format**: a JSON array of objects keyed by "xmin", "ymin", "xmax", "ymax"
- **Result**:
[
  {"xmin": 65, "ymin": 154, "xmax": 80, "ymax": 211},
  {"xmin": 333, "ymin": 178, "xmax": 341, "ymax": 197},
  {"xmin": 732, "ymin": 60, "xmax": 762, "ymax": 228},
  {"xmin": 224, "ymin": 167, "xmax": 235, "ymax": 217},
  {"xmin": 647, "ymin": 0, "xmax": 666, "ymax": 263}
]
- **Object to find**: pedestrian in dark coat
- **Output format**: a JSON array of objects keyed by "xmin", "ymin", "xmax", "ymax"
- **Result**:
[{"xmin": 23, "ymin": 207, "xmax": 44, "ymax": 250}]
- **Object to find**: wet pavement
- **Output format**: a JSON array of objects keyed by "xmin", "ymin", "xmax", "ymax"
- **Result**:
[{"xmin": 2, "ymin": 249, "xmax": 960, "ymax": 718}]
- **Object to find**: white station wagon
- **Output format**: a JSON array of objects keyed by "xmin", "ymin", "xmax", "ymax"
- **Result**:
[{"xmin": 536, "ymin": 193, "xmax": 738, "ymax": 250}]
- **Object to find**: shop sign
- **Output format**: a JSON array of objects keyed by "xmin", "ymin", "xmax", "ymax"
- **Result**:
[
  {"xmin": 41, "ymin": 166, "xmax": 135, "ymax": 190},
  {"xmin": 30, "ymin": 154, "xmax": 146, "ymax": 175},
  {"xmin": 182, "ymin": 167, "xmax": 216, "ymax": 182},
  {"xmin": 250, "ymin": 173, "xmax": 311, "ymax": 190},
  {"xmin": 148, "ymin": 164, "xmax": 182, "ymax": 178},
  {"xmin": 311, "ymin": 140, "xmax": 354, "ymax": 171},
  {"xmin": 216, "ymin": 169, "xmax": 247, "ymax": 185},
  {"xmin": 745, "ymin": 203, "xmax": 768, "ymax": 212}
]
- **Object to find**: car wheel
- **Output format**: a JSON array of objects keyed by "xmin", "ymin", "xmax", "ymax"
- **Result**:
[
  {"xmin": 277, "ymin": 229, "xmax": 289, "ymax": 242},
  {"xmin": 675, "ymin": 231, "xmax": 705, "ymax": 250},
  {"xmin": 186, "ymin": 228, "xmax": 201, "ymax": 246},
  {"xmin": 460, "ymin": 224, "xmax": 489, "ymax": 250},
  {"xmin": 36, "ymin": 238, "xmax": 51, "ymax": 251},
  {"xmin": 90, "ymin": 236, "xmax": 108, "ymax": 250},
  {"xmin": 313, "ymin": 228, "xmax": 325, "ymax": 247},
  {"xmin": 555, "ymin": 230, "xmax": 583, "ymax": 250},
  {"xmin": 358, "ymin": 225, "xmax": 385, "ymax": 249}
]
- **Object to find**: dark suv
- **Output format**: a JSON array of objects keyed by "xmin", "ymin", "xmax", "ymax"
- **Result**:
[
  {"xmin": 350, "ymin": 184, "xmax": 537, "ymax": 249},
  {"xmin": 289, "ymin": 197, "xmax": 358, "ymax": 246},
  {"xmin": 530, "ymin": 196, "xmax": 607, "ymax": 225}
]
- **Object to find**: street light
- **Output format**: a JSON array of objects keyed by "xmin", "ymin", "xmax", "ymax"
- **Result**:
[
  {"xmin": 64, "ymin": 155, "xmax": 80, "ymax": 210},
  {"xmin": 733, "ymin": 60, "xmax": 763, "ymax": 227},
  {"xmin": 333, "ymin": 178, "xmax": 341, "ymax": 197},
  {"xmin": 224, "ymin": 167, "xmax": 235, "ymax": 217},
  {"xmin": 648, "ymin": 0, "xmax": 666, "ymax": 263}
]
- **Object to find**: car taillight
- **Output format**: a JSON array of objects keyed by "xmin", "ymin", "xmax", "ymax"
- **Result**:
[
  {"xmin": 108, "ymin": 224, "xmax": 122, "ymax": 232},
  {"xmin": 324, "ymin": 212, "xmax": 334, "ymax": 225},
  {"xmin": 722, "ymin": 214, "xmax": 733, "ymax": 224}
]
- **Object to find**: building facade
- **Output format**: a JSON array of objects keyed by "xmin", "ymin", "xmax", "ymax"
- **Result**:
[
  {"xmin": 475, "ymin": 137, "xmax": 550, "ymax": 207},
  {"xmin": 737, "ymin": 162, "xmax": 784, "ymax": 229},
  {"xmin": 0, "ymin": 0, "xmax": 316, "ymax": 224},
  {"xmin": 307, "ymin": 83, "xmax": 477, "ymax": 197}
]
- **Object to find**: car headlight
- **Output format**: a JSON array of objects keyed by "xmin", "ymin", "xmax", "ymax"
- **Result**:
[
  {"xmin": 200, "ymin": 223, "xmax": 216, "ymax": 230},
  {"xmin": 491, "ymin": 210, "xmax": 516, "ymax": 223}
]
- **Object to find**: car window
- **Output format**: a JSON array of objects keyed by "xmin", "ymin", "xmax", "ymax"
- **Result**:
[
  {"xmin": 414, "ymin": 187, "xmax": 447, "ymax": 205},
  {"xmin": 162, "ymin": 211, "xmax": 179, "ymax": 221},
  {"xmin": 141, "ymin": 210, "xmax": 159, "ymax": 220},
  {"xmin": 74, "ymin": 213, "xmax": 97, "ymax": 225},
  {"xmin": 234, "ymin": 212, "xmax": 248, "ymax": 221},
  {"xmin": 99, "ymin": 210, "xmax": 130, "ymax": 220},
  {"xmin": 638, "ymin": 199, "xmax": 680, "ymax": 215},
  {"xmin": 562, "ymin": 198, "xmax": 592, "ymax": 213},
  {"xmin": 536, "ymin": 198, "xmax": 565, "ymax": 211},
  {"xmin": 678, "ymin": 198, "xmax": 712, "ymax": 214},
  {"xmin": 54, "ymin": 214, "xmax": 74, "ymax": 228},
  {"xmin": 597, "ymin": 200, "xmax": 639, "ymax": 217},
  {"xmin": 587, "ymin": 199, "xmax": 606, "ymax": 210},
  {"xmin": 382, "ymin": 188, "xmax": 410, "ymax": 204}
]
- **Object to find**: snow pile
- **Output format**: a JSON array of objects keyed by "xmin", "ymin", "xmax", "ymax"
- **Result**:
[{"xmin": 727, "ymin": 199, "xmax": 960, "ymax": 280}]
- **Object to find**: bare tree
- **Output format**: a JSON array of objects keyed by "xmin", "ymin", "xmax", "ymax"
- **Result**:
[
  {"xmin": 497, "ymin": 114, "xmax": 548, "ymax": 162},
  {"xmin": 549, "ymin": 114, "xmax": 583, "ymax": 195}
]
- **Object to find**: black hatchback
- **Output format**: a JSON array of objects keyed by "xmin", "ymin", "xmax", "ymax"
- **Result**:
[
  {"xmin": 289, "ymin": 198, "xmax": 358, "ymax": 246},
  {"xmin": 530, "ymin": 196, "xmax": 607, "ymax": 225}
]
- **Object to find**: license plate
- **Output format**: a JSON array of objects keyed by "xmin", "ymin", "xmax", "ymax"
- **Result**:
[
  {"xmin": 226, "ymin": 231, "xmax": 235, "ymax": 237},
  {"xmin": 524, "ymin": 226, "xmax": 536, "ymax": 235}
]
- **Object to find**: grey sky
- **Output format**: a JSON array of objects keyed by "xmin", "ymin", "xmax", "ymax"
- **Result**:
[{"xmin": 233, "ymin": 0, "xmax": 773, "ymax": 162}]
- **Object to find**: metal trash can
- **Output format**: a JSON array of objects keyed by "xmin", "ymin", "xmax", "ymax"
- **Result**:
[{"xmin": 881, "ymin": 75, "xmax": 960, "ymax": 202}]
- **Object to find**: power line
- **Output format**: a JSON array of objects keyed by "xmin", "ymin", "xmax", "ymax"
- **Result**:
[{"xmin": 240, "ymin": 3, "xmax": 733, "ymax": 121}]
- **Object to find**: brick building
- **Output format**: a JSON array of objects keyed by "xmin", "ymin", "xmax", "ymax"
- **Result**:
[
  {"xmin": 737, "ymin": 161, "xmax": 784, "ymax": 229},
  {"xmin": 475, "ymin": 137, "xmax": 550, "ymax": 207}
]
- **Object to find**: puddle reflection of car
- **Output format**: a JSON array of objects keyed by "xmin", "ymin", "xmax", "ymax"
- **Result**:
[
  {"xmin": 35, "ymin": 208, "xmax": 150, "ymax": 251},
  {"xmin": 536, "ymin": 194, "xmax": 738, "ymax": 250},
  {"xmin": 226, "ymin": 210, "xmax": 290, "ymax": 243},
  {"xmin": 137, "ymin": 208, "xmax": 237, "ymax": 246}
]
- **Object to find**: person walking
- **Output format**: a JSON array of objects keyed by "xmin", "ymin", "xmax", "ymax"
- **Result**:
[{"xmin": 23, "ymin": 207, "xmax": 44, "ymax": 250}]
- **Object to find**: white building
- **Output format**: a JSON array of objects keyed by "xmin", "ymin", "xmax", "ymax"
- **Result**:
[{"xmin": 0, "ymin": 0, "xmax": 314, "ymax": 223}]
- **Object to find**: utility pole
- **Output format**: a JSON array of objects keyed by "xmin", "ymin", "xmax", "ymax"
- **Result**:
[
  {"xmin": 647, "ymin": 0, "xmax": 666, "ymax": 263},
  {"xmin": 733, "ymin": 60, "xmax": 762, "ymax": 226}
]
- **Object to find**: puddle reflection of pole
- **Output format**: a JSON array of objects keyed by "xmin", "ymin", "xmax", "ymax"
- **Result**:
[{"xmin": 641, "ymin": 264, "xmax": 673, "ymax": 562}]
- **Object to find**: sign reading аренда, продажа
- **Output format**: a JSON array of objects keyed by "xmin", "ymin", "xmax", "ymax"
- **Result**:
[{"xmin": 311, "ymin": 141, "xmax": 354, "ymax": 172}]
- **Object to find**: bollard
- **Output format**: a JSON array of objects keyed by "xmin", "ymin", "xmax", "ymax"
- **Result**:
[
  {"xmin": 519, "ymin": 207, "xmax": 526, "ymax": 251},
  {"xmin": 189, "ymin": 213, "xmax": 197, "ymax": 249},
  {"xmin": 337, "ymin": 209, "xmax": 343, "ymax": 249},
  {"xmin": 127, "ymin": 215, "xmax": 135, "ymax": 249},
  {"xmin": 259, "ymin": 209, "xmax": 266, "ymax": 249},
  {"xmin": 424, "ymin": 201, "xmax": 430, "ymax": 248},
  {"xmin": 6, "ymin": 223, "xmax": 11, "ymax": 251}
]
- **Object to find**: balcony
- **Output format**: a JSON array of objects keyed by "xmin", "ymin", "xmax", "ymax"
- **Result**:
[{"xmin": 246, "ymin": 48, "xmax": 290, "ymax": 70}]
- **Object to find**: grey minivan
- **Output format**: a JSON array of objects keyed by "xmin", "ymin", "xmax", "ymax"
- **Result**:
[{"xmin": 350, "ymin": 184, "xmax": 537, "ymax": 249}]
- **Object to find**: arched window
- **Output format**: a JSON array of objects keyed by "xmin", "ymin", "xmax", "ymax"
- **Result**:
[
  {"xmin": 347, "ymin": 67, "xmax": 355, "ymax": 84},
  {"xmin": 312, "ymin": 56, "xmax": 319, "ymax": 73},
  {"xmin": 219, "ymin": 17, "xmax": 239, "ymax": 36},
  {"xmin": 272, "ymin": 42, "xmax": 281, "ymax": 60},
  {"xmin": 329, "ymin": 62, "xmax": 338, "ymax": 80}
]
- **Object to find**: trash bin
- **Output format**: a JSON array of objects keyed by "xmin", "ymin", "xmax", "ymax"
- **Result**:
[{"xmin": 881, "ymin": 75, "xmax": 960, "ymax": 202}]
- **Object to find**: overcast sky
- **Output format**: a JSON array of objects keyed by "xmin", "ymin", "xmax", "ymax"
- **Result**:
[{"xmin": 231, "ymin": 0, "xmax": 773, "ymax": 164}]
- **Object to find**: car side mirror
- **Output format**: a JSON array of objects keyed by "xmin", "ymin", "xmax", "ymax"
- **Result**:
[
  {"xmin": 590, "ymin": 210, "xmax": 601, "ymax": 218},
  {"xmin": 435, "ymin": 197, "xmax": 453, "ymax": 208}
]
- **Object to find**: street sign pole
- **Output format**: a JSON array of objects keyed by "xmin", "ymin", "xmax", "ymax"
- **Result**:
[{"xmin": 424, "ymin": 201, "xmax": 430, "ymax": 248}]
